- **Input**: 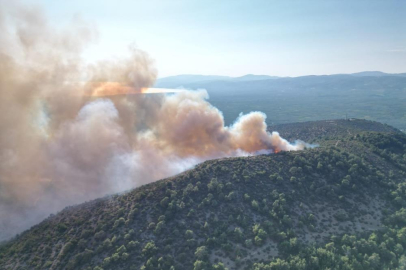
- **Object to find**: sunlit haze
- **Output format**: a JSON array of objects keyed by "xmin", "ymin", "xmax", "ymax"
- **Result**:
[{"xmin": 23, "ymin": 0, "xmax": 406, "ymax": 77}]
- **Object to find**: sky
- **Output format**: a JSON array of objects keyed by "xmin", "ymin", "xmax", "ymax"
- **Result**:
[{"xmin": 18, "ymin": 0, "xmax": 406, "ymax": 77}]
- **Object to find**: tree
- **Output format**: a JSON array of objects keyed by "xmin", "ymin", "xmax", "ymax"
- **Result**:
[
  {"xmin": 244, "ymin": 193, "xmax": 250, "ymax": 201},
  {"xmin": 142, "ymin": 241, "xmax": 157, "ymax": 257},
  {"xmin": 208, "ymin": 178, "xmax": 219, "ymax": 191},
  {"xmin": 185, "ymin": 230, "xmax": 194, "ymax": 239},
  {"xmin": 254, "ymin": 236, "xmax": 263, "ymax": 246},
  {"xmin": 245, "ymin": 239, "xmax": 253, "ymax": 248},
  {"xmin": 195, "ymin": 246, "xmax": 208, "ymax": 260},
  {"xmin": 289, "ymin": 167, "xmax": 298, "ymax": 175},
  {"xmin": 234, "ymin": 227, "xmax": 243, "ymax": 241},
  {"xmin": 193, "ymin": 260, "xmax": 206, "ymax": 270},
  {"xmin": 111, "ymin": 253, "xmax": 120, "ymax": 262},
  {"xmin": 257, "ymin": 229, "xmax": 267, "ymax": 239},
  {"xmin": 213, "ymin": 262, "xmax": 228, "ymax": 270},
  {"xmin": 121, "ymin": 252, "xmax": 129, "ymax": 260},
  {"xmin": 102, "ymin": 257, "xmax": 111, "ymax": 267},
  {"xmin": 113, "ymin": 217, "xmax": 125, "ymax": 228},
  {"xmin": 252, "ymin": 200, "xmax": 259, "ymax": 210},
  {"xmin": 368, "ymin": 253, "xmax": 380, "ymax": 269},
  {"xmin": 154, "ymin": 221, "xmax": 165, "ymax": 235},
  {"xmin": 117, "ymin": 245, "xmax": 127, "ymax": 254},
  {"xmin": 160, "ymin": 197, "xmax": 169, "ymax": 208},
  {"xmin": 128, "ymin": 241, "xmax": 139, "ymax": 250},
  {"xmin": 102, "ymin": 239, "xmax": 112, "ymax": 250}
]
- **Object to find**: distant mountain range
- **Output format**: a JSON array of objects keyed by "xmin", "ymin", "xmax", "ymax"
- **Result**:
[
  {"xmin": 155, "ymin": 74, "xmax": 279, "ymax": 88},
  {"xmin": 155, "ymin": 71, "xmax": 406, "ymax": 131},
  {"xmin": 155, "ymin": 71, "xmax": 406, "ymax": 88},
  {"xmin": 350, "ymin": 71, "xmax": 406, "ymax": 77}
]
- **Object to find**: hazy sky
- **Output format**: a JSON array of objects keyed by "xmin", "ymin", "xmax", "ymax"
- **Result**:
[{"xmin": 22, "ymin": 0, "xmax": 406, "ymax": 77}]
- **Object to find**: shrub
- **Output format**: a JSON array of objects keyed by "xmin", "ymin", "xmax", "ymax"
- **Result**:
[
  {"xmin": 185, "ymin": 230, "xmax": 194, "ymax": 239},
  {"xmin": 142, "ymin": 241, "xmax": 158, "ymax": 257},
  {"xmin": 254, "ymin": 236, "xmax": 263, "ymax": 246},
  {"xmin": 251, "ymin": 200, "xmax": 259, "ymax": 210},
  {"xmin": 195, "ymin": 246, "xmax": 208, "ymax": 260},
  {"xmin": 113, "ymin": 217, "xmax": 125, "ymax": 228}
]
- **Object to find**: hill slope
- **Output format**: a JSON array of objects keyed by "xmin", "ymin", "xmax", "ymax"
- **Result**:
[
  {"xmin": 269, "ymin": 119, "xmax": 401, "ymax": 142},
  {"xmin": 1, "ymin": 120, "xmax": 406, "ymax": 270}
]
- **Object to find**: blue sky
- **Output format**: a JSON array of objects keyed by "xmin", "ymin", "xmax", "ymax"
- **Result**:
[{"xmin": 24, "ymin": 0, "xmax": 406, "ymax": 77}]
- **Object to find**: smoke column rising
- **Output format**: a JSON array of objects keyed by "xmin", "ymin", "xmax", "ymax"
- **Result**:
[{"xmin": 0, "ymin": 2, "xmax": 311, "ymax": 241}]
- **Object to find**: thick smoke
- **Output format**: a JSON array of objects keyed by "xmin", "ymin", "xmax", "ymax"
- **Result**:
[{"xmin": 0, "ymin": 3, "xmax": 311, "ymax": 241}]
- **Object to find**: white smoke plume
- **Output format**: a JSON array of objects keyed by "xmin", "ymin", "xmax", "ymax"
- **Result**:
[{"xmin": 0, "ymin": 2, "xmax": 312, "ymax": 241}]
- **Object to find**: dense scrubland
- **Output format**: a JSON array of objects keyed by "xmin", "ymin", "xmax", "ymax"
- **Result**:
[{"xmin": 1, "ymin": 119, "xmax": 406, "ymax": 270}]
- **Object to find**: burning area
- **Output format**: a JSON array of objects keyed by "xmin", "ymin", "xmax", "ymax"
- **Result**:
[{"xmin": 0, "ymin": 2, "xmax": 313, "ymax": 240}]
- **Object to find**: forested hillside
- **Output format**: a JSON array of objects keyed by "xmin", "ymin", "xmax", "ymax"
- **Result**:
[
  {"xmin": 1, "ymin": 120, "xmax": 406, "ymax": 270},
  {"xmin": 269, "ymin": 119, "xmax": 400, "ymax": 142}
]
